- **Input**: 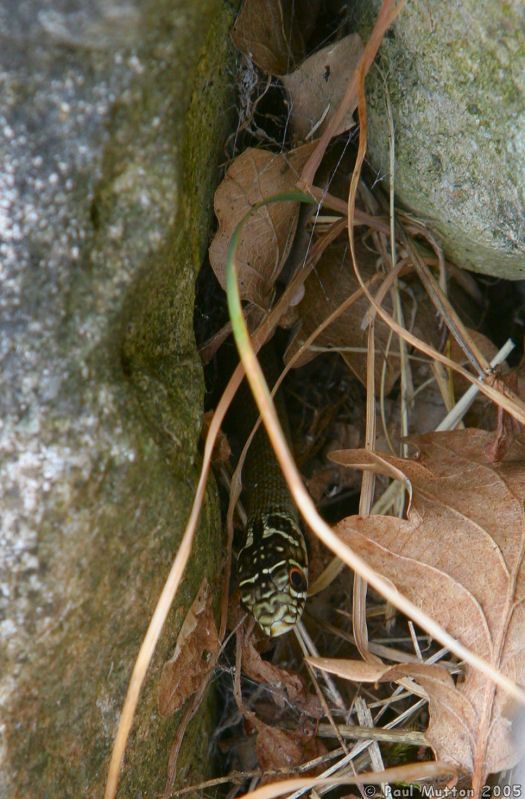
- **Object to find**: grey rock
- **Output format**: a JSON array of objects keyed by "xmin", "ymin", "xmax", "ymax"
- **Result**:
[
  {"xmin": 351, "ymin": 0, "xmax": 525, "ymax": 280},
  {"xmin": 0, "ymin": 0, "xmax": 234, "ymax": 795}
]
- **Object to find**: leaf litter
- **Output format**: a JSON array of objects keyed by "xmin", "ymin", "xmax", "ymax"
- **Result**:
[
  {"xmin": 105, "ymin": 2, "xmax": 525, "ymax": 799},
  {"xmin": 231, "ymin": 0, "xmax": 322, "ymax": 76},
  {"xmin": 209, "ymin": 142, "xmax": 317, "ymax": 308},
  {"xmin": 321, "ymin": 430, "xmax": 525, "ymax": 784},
  {"xmin": 157, "ymin": 578, "xmax": 219, "ymax": 717},
  {"xmin": 281, "ymin": 34, "xmax": 364, "ymax": 141},
  {"xmin": 191, "ymin": 0, "xmax": 525, "ymax": 793}
]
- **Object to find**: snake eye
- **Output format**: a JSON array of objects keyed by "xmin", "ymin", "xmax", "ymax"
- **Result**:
[{"xmin": 288, "ymin": 566, "xmax": 307, "ymax": 592}]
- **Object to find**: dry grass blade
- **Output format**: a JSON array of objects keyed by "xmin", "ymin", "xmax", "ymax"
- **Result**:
[
  {"xmin": 352, "ymin": 317, "xmax": 381, "ymax": 665},
  {"xmin": 104, "ymin": 190, "xmax": 332, "ymax": 799},
  {"xmin": 300, "ymin": 0, "xmax": 405, "ymax": 188},
  {"xmin": 401, "ymin": 232, "xmax": 490, "ymax": 375},
  {"xmin": 226, "ymin": 190, "xmax": 525, "ymax": 707},
  {"xmin": 103, "ymin": 367, "xmax": 241, "ymax": 799},
  {"xmin": 236, "ymin": 761, "xmax": 455, "ymax": 799},
  {"xmin": 330, "ymin": 430, "xmax": 525, "ymax": 789},
  {"xmin": 306, "ymin": 187, "xmax": 391, "ymax": 234},
  {"xmin": 315, "ymin": 723, "xmax": 426, "ymax": 747}
]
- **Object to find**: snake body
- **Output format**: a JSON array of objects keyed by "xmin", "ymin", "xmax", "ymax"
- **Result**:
[{"xmin": 236, "ymin": 345, "xmax": 308, "ymax": 637}]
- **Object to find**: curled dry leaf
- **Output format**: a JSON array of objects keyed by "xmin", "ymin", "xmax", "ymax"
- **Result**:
[
  {"xmin": 157, "ymin": 578, "xmax": 219, "ymax": 717},
  {"xmin": 327, "ymin": 430, "xmax": 525, "ymax": 784},
  {"xmin": 252, "ymin": 718, "xmax": 327, "ymax": 775},
  {"xmin": 329, "ymin": 447, "xmax": 413, "ymax": 508},
  {"xmin": 242, "ymin": 636, "xmax": 305, "ymax": 705},
  {"xmin": 209, "ymin": 142, "xmax": 316, "ymax": 309},
  {"xmin": 231, "ymin": 0, "xmax": 321, "ymax": 75},
  {"xmin": 281, "ymin": 34, "xmax": 363, "ymax": 141}
]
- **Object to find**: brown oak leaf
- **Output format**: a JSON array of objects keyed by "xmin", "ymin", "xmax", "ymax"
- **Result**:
[
  {"xmin": 323, "ymin": 430, "xmax": 525, "ymax": 786},
  {"xmin": 209, "ymin": 142, "xmax": 316, "ymax": 309}
]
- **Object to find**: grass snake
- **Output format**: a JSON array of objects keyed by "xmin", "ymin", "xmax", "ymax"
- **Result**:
[{"xmin": 234, "ymin": 344, "xmax": 309, "ymax": 637}]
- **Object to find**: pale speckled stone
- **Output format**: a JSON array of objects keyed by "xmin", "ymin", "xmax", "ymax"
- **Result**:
[
  {"xmin": 351, "ymin": 0, "xmax": 525, "ymax": 279},
  {"xmin": 0, "ymin": 0, "xmax": 233, "ymax": 795}
]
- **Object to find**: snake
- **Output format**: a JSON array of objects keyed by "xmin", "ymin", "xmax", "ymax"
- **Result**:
[{"xmin": 235, "ymin": 344, "xmax": 309, "ymax": 637}]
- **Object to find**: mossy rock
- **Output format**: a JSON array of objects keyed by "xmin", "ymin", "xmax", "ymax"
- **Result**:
[
  {"xmin": 351, "ymin": 0, "xmax": 525, "ymax": 280},
  {"xmin": 0, "ymin": 0, "xmax": 237, "ymax": 795}
]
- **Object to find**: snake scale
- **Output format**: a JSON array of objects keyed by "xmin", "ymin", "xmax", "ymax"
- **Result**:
[{"xmin": 234, "ymin": 343, "xmax": 309, "ymax": 637}]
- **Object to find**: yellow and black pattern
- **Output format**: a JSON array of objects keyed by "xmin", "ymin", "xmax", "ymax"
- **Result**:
[
  {"xmin": 232, "ymin": 343, "xmax": 309, "ymax": 637},
  {"xmin": 238, "ymin": 506, "xmax": 308, "ymax": 637}
]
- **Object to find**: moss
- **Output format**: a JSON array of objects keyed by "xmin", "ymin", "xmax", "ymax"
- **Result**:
[
  {"xmin": 351, "ymin": 0, "xmax": 525, "ymax": 278},
  {"xmin": 6, "ymin": 0, "xmax": 238, "ymax": 796}
]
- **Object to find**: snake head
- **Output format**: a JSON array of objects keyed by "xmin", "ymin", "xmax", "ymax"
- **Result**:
[{"xmin": 238, "ymin": 511, "xmax": 308, "ymax": 637}]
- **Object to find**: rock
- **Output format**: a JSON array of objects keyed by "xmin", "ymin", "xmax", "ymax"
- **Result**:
[
  {"xmin": 351, "ymin": 0, "xmax": 525, "ymax": 280},
  {"xmin": 0, "ymin": 0, "xmax": 234, "ymax": 795}
]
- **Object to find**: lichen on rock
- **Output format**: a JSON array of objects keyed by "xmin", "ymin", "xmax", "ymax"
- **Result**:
[
  {"xmin": 0, "ymin": 0, "xmax": 236, "ymax": 795},
  {"xmin": 351, "ymin": 0, "xmax": 525, "ymax": 280}
]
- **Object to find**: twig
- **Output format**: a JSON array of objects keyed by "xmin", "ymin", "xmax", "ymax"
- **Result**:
[{"xmin": 436, "ymin": 338, "xmax": 515, "ymax": 431}]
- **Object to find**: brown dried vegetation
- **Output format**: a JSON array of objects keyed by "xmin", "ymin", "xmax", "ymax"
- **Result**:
[{"xmin": 200, "ymin": 0, "xmax": 525, "ymax": 795}]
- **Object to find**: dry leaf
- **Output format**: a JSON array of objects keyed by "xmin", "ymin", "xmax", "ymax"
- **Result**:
[
  {"xmin": 329, "ymin": 430, "xmax": 525, "ymax": 783},
  {"xmin": 157, "ymin": 579, "xmax": 219, "ymax": 717},
  {"xmin": 486, "ymin": 371, "xmax": 525, "ymax": 463},
  {"xmin": 282, "ymin": 34, "xmax": 363, "ymax": 140},
  {"xmin": 308, "ymin": 657, "xmax": 474, "ymax": 769},
  {"xmin": 209, "ymin": 143, "xmax": 316, "ymax": 309},
  {"xmin": 284, "ymin": 240, "xmax": 401, "ymax": 394},
  {"xmin": 254, "ymin": 721, "xmax": 303, "ymax": 772},
  {"xmin": 242, "ymin": 636, "xmax": 305, "ymax": 705},
  {"xmin": 253, "ymin": 718, "xmax": 326, "ymax": 775},
  {"xmin": 232, "ymin": 0, "xmax": 321, "ymax": 75}
]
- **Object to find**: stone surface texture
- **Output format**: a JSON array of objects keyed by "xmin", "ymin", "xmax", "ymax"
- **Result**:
[
  {"xmin": 351, "ymin": 0, "xmax": 525, "ymax": 280},
  {"xmin": 0, "ymin": 0, "xmax": 234, "ymax": 795}
]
